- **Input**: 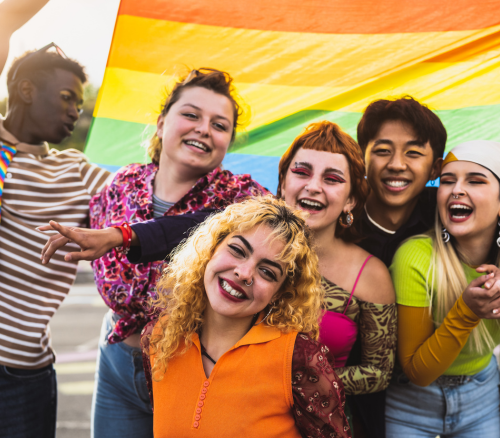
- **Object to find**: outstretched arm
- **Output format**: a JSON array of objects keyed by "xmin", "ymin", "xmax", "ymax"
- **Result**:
[
  {"xmin": 39, "ymin": 210, "xmax": 215, "ymax": 264},
  {"xmin": 0, "ymin": 0, "xmax": 50, "ymax": 74}
]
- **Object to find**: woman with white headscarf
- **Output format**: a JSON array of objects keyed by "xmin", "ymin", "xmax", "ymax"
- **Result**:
[{"xmin": 386, "ymin": 140, "xmax": 500, "ymax": 437}]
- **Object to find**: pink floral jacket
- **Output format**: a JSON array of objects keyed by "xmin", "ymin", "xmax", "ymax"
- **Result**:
[{"xmin": 89, "ymin": 163, "xmax": 268, "ymax": 343}]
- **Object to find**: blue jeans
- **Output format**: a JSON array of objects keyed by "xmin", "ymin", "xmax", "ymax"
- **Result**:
[
  {"xmin": 91, "ymin": 311, "xmax": 153, "ymax": 438},
  {"xmin": 386, "ymin": 356, "xmax": 500, "ymax": 437},
  {"xmin": 0, "ymin": 363, "xmax": 57, "ymax": 438}
]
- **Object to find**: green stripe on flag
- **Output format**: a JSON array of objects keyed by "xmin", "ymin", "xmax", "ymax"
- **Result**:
[
  {"xmin": 85, "ymin": 104, "xmax": 500, "ymax": 166},
  {"xmin": 85, "ymin": 118, "xmax": 155, "ymax": 166}
]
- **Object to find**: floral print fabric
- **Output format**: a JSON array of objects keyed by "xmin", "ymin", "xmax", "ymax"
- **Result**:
[
  {"xmin": 292, "ymin": 333, "xmax": 351, "ymax": 437},
  {"xmin": 89, "ymin": 163, "xmax": 267, "ymax": 343}
]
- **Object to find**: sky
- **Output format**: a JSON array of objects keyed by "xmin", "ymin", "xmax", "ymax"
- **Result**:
[{"xmin": 0, "ymin": 0, "xmax": 120, "ymax": 98}]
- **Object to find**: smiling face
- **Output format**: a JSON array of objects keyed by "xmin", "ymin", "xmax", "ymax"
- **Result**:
[
  {"xmin": 204, "ymin": 225, "xmax": 286, "ymax": 320},
  {"xmin": 438, "ymin": 161, "xmax": 500, "ymax": 242},
  {"xmin": 156, "ymin": 86, "xmax": 234, "ymax": 178},
  {"xmin": 28, "ymin": 68, "xmax": 83, "ymax": 144},
  {"xmin": 280, "ymin": 148, "xmax": 355, "ymax": 234},
  {"xmin": 365, "ymin": 120, "xmax": 441, "ymax": 210}
]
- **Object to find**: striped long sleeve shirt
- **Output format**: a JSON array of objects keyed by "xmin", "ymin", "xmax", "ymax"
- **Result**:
[{"xmin": 0, "ymin": 121, "xmax": 110, "ymax": 369}]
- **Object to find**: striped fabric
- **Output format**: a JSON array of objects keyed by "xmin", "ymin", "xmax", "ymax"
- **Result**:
[
  {"xmin": 0, "ymin": 141, "xmax": 17, "ymax": 222},
  {"xmin": 0, "ymin": 122, "xmax": 110, "ymax": 369},
  {"xmin": 85, "ymin": 0, "xmax": 500, "ymax": 192}
]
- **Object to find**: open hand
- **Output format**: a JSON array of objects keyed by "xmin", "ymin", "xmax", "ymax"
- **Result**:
[{"xmin": 39, "ymin": 220, "xmax": 124, "ymax": 264}]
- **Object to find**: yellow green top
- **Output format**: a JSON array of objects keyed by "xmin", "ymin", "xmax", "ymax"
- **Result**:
[{"xmin": 390, "ymin": 237, "xmax": 500, "ymax": 376}]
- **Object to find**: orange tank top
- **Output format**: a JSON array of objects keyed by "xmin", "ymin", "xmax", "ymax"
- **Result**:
[{"xmin": 151, "ymin": 323, "xmax": 301, "ymax": 438}]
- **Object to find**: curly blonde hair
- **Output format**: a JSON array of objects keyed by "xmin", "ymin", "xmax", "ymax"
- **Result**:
[{"xmin": 148, "ymin": 196, "xmax": 323, "ymax": 379}]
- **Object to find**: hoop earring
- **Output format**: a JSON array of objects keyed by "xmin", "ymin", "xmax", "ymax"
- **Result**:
[
  {"xmin": 442, "ymin": 227, "xmax": 450, "ymax": 243},
  {"xmin": 496, "ymin": 220, "xmax": 500, "ymax": 248},
  {"xmin": 255, "ymin": 303, "xmax": 274, "ymax": 326},
  {"xmin": 339, "ymin": 211, "xmax": 353, "ymax": 228}
]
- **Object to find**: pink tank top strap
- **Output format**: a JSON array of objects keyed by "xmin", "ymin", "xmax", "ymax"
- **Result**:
[{"xmin": 343, "ymin": 254, "xmax": 373, "ymax": 315}]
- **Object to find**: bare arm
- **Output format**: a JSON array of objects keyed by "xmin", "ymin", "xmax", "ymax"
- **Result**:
[
  {"xmin": 39, "ymin": 220, "xmax": 133, "ymax": 263},
  {"xmin": 0, "ymin": 0, "xmax": 50, "ymax": 74}
]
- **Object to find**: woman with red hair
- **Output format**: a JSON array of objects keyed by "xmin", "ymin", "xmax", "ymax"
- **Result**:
[{"xmin": 41, "ymin": 121, "xmax": 396, "ymax": 434}]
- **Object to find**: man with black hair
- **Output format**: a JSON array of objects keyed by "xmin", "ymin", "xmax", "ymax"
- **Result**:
[
  {"xmin": 0, "ymin": 48, "xmax": 109, "ymax": 437},
  {"xmin": 357, "ymin": 96, "xmax": 445, "ymax": 265},
  {"xmin": 347, "ymin": 96, "xmax": 446, "ymax": 438}
]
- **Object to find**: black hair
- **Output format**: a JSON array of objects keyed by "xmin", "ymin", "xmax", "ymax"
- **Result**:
[
  {"xmin": 7, "ymin": 50, "xmax": 87, "ymax": 104},
  {"xmin": 357, "ymin": 96, "xmax": 447, "ymax": 161}
]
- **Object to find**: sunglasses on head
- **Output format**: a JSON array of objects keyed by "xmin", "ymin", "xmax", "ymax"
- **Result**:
[{"xmin": 11, "ymin": 42, "xmax": 68, "ymax": 82}]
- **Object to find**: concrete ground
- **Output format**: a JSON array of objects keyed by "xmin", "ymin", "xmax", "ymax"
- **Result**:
[{"xmin": 51, "ymin": 261, "xmax": 107, "ymax": 438}]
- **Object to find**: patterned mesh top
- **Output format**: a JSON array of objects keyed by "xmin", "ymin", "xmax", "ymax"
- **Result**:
[{"xmin": 321, "ymin": 277, "xmax": 397, "ymax": 395}]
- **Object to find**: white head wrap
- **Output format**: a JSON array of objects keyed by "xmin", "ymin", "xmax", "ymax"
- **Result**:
[{"xmin": 442, "ymin": 140, "xmax": 500, "ymax": 180}]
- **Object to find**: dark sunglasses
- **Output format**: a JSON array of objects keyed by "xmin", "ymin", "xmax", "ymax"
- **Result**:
[{"xmin": 11, "ymin": 42, "xmax": 68, "ymax": 82}]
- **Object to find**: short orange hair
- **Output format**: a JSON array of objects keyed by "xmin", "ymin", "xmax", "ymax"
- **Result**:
[{"xmin": 277, "ymin": 121, "xmax": 368, "ymax": 242}]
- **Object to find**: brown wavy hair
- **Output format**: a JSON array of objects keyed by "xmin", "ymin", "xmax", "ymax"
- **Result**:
[
  {"xmin": 277, "ymin": 121, "xmax": 368, "ymax": 242},
  {"xmin": 148, "ymin": 196, "xmax": 323, "ymax": 379},
  {"xmin": 148, "ymin": 68, "xmax": 245, "ymax": 164}
]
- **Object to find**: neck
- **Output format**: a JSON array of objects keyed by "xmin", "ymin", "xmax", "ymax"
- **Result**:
[
  {"xmin": 4, "ymin": 106, "xmax": 42, "ymax": 145},
  {"xmin": 311, "ymin": 222, "xmax": 342, "ymax": 260},
  {"xmin": 365, "ymin": 192, "xmax": 418, "ymax": 232},
  {"xmin": 455, "ymin": 229, "xmax": 497, "ymax": 266},
  {"xmin": 200, "ymin": 308, "xmax": 255, "ymax": 361},
  {"xmin": 154, "ymin": 155, "xmax": 206, "ymax": 203}
]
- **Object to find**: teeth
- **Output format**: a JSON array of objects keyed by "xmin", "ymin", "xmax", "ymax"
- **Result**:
[
  {"xmin": 185, "ymin": 140, "xmax": 208, "ymax": 151},
  {"xmin": 385, "ymin": 180, "xmax": 409, "ymax": 187},
  {"xmin": 221, "ymin": 280, "xmax": 245, "ymax": 299},
  {"xmin": 450, "ymin": 204, "xmax": 473, "ymax": 216},
  {"xmin": 299, "ymin": 199, "xmax": 323, "ymax": 209}
]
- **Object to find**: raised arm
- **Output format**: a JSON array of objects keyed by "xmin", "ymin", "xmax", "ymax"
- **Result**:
[{"xmin": 0, "ymin": 0, "xmax": 50, "ymax": 74}]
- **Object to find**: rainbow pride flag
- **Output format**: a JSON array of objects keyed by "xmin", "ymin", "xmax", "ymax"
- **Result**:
[{"xmin": 85, "ymin": 0, "xmax": 500, "ymax": 192}]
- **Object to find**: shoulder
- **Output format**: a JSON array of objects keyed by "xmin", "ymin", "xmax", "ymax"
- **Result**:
[
  {"xmin": 48, "ymin": 147, "xmax": 88, "ymax": 163},
  {"xmin": 216, "ymin": 168, "xmax": 269, "ymax": 195},
  {"xmin": 352, "ymin": 249, "xmax": 395, "ymax": 305},
  {"xmin": 106, "ymin": 162, "xmax": 156, "ymax": 188},
  {"xmin": 293, "ymin": 333, "xmax": 333, "ymax": 362},
  {"xmin": 114, "ymin": 162, "xmax": 155, "ymax": 179},
  {"xmin": 392, "ymin": 236, "xmax": 433, "ymax": 270}
]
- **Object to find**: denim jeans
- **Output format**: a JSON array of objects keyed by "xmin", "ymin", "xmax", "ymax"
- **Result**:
[
  {"xmin": 91, "ymin": 310, "xmax": 153, "ymax": 438},
  {"xmin": 0, "ymin": 363, "xmax": 57, "ymax": 438},
  {"xmin": 386, "ymin": 356, "xmax": 500, "ymax": 437}
]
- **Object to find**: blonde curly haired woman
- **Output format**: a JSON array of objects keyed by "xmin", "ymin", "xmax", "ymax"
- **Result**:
[{"xmin": 141, "ymin": 196, "xmax": 351, "ymax": 438}]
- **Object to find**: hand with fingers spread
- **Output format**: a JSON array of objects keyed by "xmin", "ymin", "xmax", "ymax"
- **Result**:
[
  {"xmin": 462, "ymin": 266, "xmax": 500, "ymax": 319},
  {"xmin": 39, "ymin": 220, "xmax": 133, "ymax": 264}
]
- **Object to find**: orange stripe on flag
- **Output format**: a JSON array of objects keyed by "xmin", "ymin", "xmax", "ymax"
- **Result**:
[{"xmin": 118, "ymin": 0, "xmax": 500, "ymax": 34}]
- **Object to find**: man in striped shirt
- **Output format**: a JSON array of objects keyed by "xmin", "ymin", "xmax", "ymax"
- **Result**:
[{"xmin": 0, "ymin": 48, "xmax": 110, "ymax": 437}]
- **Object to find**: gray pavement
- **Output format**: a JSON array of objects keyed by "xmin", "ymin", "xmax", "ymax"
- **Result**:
[{"xmin": 51, "ymin": 262, "xmax": 107, "ymax": 438}]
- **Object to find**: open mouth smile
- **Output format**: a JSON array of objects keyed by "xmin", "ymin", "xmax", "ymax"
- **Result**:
[
  {"xmin": 297, "ymin": 198, "xmax": 325, "ymax": 212},
  {"xmin": 184, "ymin": 139, "xmax": 211, "ymax": 153},
  {"xmin": 448, "ymin": 202, "xmax": 473, "ymax": 222},
  {"xmin": 219, "ymin": 277, "xmax": 248, "ymax": 301},
  {"xmin": 382, "ymin": 179, "xmax": 410, "ymax": 192}
]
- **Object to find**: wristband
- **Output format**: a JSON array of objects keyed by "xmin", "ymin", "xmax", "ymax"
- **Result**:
[{"xmin": 113, "ymin": 222, "xmax": 133, "ymax": 254}]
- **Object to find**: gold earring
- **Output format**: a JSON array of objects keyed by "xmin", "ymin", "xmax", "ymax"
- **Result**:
[{"xmin": 339, "ymin": 211, "xmax": 353, "ymax": 228}]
